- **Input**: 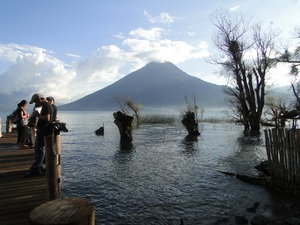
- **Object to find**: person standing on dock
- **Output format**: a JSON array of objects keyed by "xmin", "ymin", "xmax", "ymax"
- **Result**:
[
  {"xmin": 25, "ymin": 93, "xmax": 53, "ymax": 176},
  {"xmin": 17, "ymin": 100, "xmax": 32, "ymax": 148},
  {"xmin": 46, "ymin": 96, "xmax": 58, "ymax": 121},
  {"xmin": 28, "ymin": 104, "xmax": 42, "ymax": 148}
]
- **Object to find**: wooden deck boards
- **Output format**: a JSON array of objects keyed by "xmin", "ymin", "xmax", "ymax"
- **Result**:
[{"xmin": 0, "ymin": 133, "xmax": 48, "ymax": 225}]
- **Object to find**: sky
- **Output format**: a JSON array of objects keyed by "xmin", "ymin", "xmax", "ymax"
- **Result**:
[{"xmin": 0, "ymin": 0, "xmax": 299, "ymax": 104}]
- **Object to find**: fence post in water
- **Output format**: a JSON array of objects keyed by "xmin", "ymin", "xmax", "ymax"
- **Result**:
[
  {"xmin": 6, "ymin": 116, "xmax": 12, "ymax": 133},
  {"xmin": 44, "ymin": 133, "xmax": 61, "ymax": 200}
]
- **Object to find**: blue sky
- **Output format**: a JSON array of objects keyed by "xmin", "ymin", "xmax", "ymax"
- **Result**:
[{"xmin": 0, "ymin": 0, "xmax": 299, "ymax": 104}]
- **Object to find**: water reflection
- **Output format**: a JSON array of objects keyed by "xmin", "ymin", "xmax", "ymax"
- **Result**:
[
  {"xmin": 181, "ymin": 135, "xmax": 198, "ymax": 155},
  {"xmin": 238, "ymin": 130, "xmax": 263, "ymax": 146},
  {"xmin": 223, "ymin": 132, "xmax": 266, "ymax": 175},
  {"xmin": 119, "ymin": 140, "xmax": 133, "ymax": 151}
]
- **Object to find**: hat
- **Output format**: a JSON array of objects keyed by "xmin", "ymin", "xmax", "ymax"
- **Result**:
[{"xmin": 29, "ymin": 93, "xmax": 43, "ymax": 104}]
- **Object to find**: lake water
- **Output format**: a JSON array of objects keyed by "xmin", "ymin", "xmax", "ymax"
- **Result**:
[{"xmin": 1, "ymin": 110, "xmax": 300, "ymax": 224}]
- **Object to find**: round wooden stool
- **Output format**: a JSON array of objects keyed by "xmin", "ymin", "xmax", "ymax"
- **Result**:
[{"xmin": 29, "ymin": 197, "xmax": 95, "ymax": 225}]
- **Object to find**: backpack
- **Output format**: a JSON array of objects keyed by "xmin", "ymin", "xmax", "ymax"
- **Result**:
[{"xmin": 10, "ymin": 108, "xmax": 21, "ymax": 124}]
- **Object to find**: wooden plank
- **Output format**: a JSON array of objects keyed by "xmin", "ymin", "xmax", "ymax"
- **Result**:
[
  {"xmin": 0, "ymin": 132, "xmax": 48, "ymax": 225},
  {"xmin": 272, "ymin": 128, "xmax": 280, "ymax": 180}
]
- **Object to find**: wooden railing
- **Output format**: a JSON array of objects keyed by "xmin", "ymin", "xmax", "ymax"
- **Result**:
[{"xmin": 264, "ymin": 128, "xmax": 300, "ymax": 185}]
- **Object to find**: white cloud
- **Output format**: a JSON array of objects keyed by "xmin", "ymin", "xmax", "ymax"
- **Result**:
[
  {"xmin": 144, "ymin": 10, "xmax": 175, "ymax": 24},
  {"xmin": 229, "ymin": 5, "xmax": 240, "ymax": 11},
  {"xmin": 113, "ymin": 33, "xmax": 126, "ymax": 40},
  {"xmin": 123, "ymin": 30, "xmax": 209, "ymax": 63},
  {"xmin": 188, "ymin": 32, "xmax": 197, "ymax": 37},
  {"xmin": 0, "ymin": 44, "xmax": 78, "ymax": 102},
  {"xmin": 129, "ymin": 27, "xmax": 164, "ymax": 41},
  {"xmin": 65, "ymin": 53, "xmax": 81, "ymax": 58},
  {"xmin": 0, "ymin": 43, "xmax": 51, "ymax": 63}
]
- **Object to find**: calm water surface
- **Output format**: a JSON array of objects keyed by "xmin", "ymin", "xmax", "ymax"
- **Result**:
[{"xmin": 1, "ymin": 110, "xmax": 300, "ymax": 224}]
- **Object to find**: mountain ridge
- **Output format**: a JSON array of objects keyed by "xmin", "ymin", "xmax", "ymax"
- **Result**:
[{"xmin": 58, "ymin": 61, "xmax": 226, "ymax": 111}]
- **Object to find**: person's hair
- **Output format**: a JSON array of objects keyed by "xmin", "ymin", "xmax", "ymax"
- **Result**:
[
  {"xmin": 46, "ymin": 96, "xmax": 55, "ymax": 103},
  {"xmin": 18, "ymin": 100, "xmax": 27, "ymax": 107}
]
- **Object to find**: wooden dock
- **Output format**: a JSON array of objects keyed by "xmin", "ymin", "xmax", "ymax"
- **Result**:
[{"xmin": 0, "ymin": 132, "xmax": 48, "ymax": 225}]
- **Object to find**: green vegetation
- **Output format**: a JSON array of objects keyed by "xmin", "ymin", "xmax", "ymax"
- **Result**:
[
  {"xmin": 138, "ymin": 114, "xmax": 232, "ymax": 125},
  {"xmin": 139, "ymin": 114, "xmax": 177, "ymax": 125},
  {"xmin": 201, "ymin": 117, "xmax": 232, "ymax": 124}
]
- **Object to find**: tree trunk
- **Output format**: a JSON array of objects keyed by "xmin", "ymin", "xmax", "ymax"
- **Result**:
[
  {"xmin": 113, "ymin": 111, "xmax": 133, "ymax": 143},
  {"xmin": 181, "ymin": 112, "xmax": 200, "ymax": 137}
]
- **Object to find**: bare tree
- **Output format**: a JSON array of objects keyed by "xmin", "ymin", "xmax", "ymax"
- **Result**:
[
  {"xmin": 181, "ymin": 95, "xmax": 201, "ymax": 136},
  {"xmin": 115, "ymin": 96, "xmax": 142, "ymax": 125},
  {"xmin": 223, "ymin": 88, "xmax": 244, "ymax": 123},
  {"xmin": 211, "ymin": 11, "xmax": 279, "ymax": 132},
  {"xmin": 264, "ymin": 96, "xmax": 289, "ymax": 127},
  {"xmin": 125, "ymin": 97, "xmax": 142, "ymax": 125},
  {"xmin": 115, "ymin": 96, "xmax": 128, "ymax": 114},
  {"xmin": 278, "ymin": 27, "xmax": 300, "ymax": 109}
]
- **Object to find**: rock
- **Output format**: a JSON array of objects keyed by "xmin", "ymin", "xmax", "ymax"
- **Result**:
[
  {"xmin": 235, "ymin": 215, "xmax": 248, "ymax": 224},
  {"xmin": 251, "ymin": 215, "xmax": 270, "ymax": 225},
  {"xmin": 246, "ymin": 202, "xmax": 260, "ymax": 213},
  {"xmin": 236, "ymin": 174, "xmax": 266, "ymax": 186},
  {"xmin": 95, "ymin": 125, "xmax": 104, "ymax": 135},
  {"xmin": 284, "ymin": 217, "xmax": 300, "ymax": 225},
  {"xmin": 253, "ymin": 202, "xmax": 260, "ymax": 208},
  {"xmin": 246, "ymin": 207, "xmax": 256, "ymax": 213}
]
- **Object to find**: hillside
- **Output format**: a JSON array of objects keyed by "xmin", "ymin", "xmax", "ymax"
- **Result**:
[{"xmin": 58, "ymin": 61, "xmax": 226, "ymax": 111}]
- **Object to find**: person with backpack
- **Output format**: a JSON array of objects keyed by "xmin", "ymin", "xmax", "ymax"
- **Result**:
[
  {"xmin": 10, "ymin": 104, "xmax": 22, "ymax": 142},
  {"xmin": 27, "ymin": 104, "xmax": 42, "ymax": 148}
]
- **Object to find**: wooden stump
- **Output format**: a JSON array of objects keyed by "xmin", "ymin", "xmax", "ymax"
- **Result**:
[
  {"xmin": 113, "ymin": 111, "xmax": 133, "ymax": 142},
  {"xmin": 29, "ymin": 197, "xmax": 95, "ymax": 225},
  {"xmin": 181, "ymin": 111, "xmax": 200, "ymax": 136}
]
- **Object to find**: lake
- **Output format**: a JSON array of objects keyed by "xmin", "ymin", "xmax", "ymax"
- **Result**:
[{"xmin": 1, "ymin": 110, "xmax": 300, "ymax": 224}]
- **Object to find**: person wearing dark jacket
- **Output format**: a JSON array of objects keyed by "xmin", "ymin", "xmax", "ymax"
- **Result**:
[
  {"xmin": 25, "ymin": 93, "xmax": 53, "ymax": 176},
  {"xmin": 46, "ymin": 96, "xmax": 58, "ymax": 121}
]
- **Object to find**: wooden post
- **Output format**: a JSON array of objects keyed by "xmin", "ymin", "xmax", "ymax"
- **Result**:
[
  {"xmin": 0, "ymin": 117, "xmax": 2, "ymax": 137},
  {"xmin": 54, "ymin": 134, "xmax": 61, "ymax": 194},
  {"xmin": 44, "ymin": 134, "xmax": 61, "ymax": 200},
  {"xmin": 29, "ymin": 197, "xmax": 95, "ymax": 225},
  {"xmin": 6, "ymin": 116, "xmax": 12, "ymax": 133}
]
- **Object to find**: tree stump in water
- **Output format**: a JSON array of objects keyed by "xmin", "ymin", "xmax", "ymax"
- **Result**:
[
  {"xmin": 182, "ymin": 111, "xmax": 200, "ymax": 137},
  {"xmin": 113, "ymin": 111, "xmax": 133, "ymax": 143}
]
